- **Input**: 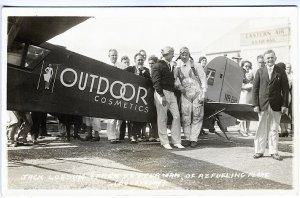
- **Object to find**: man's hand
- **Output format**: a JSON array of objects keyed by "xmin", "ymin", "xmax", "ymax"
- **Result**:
[
  {"xmin": 198, "ymin": 93, "xmax": 205, "ymax": 104},
  {"xmin": 281, "ymin": 107, "xmax": 288, "ymax": 114},
  {"xmin": 201, "ymin": 93, "xmax": 206, "ymax": 101},
  {"xmin": 179, "ymin": 85, "xmax": 185, "ymax": 93},
  {"xmin": 162, "ymin": 96, "xmax": 168, "ymax": 107},
  {"xmin": 199, "ymin": 94, "xmax": 204, "ymax": 100},
  {"xmin": 253, "ymin": 106, "xmax": 260, "ymax": 113}
]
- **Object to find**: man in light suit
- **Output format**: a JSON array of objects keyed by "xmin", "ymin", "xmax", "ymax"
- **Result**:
[{"xmin": 252, "ymin": 49, "xmax": 289, "ymax": 161}]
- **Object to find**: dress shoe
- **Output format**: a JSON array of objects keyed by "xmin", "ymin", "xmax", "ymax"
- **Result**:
[
  {"xmin": 271, "ymin": 154, "xmax": 282, "ymax": 161},
  {"xmin": 163, "ymin": 144, "xmax": 172, "ymax": 150},
  {"xmin": 190, "ymin": 141, "xmax": 198, "ymax": 148},
  {"xmin": 183, "ymin": 141, "xmax": 191, "ymax": 147},
  {"xmin": 78, "ymin": 129, "xmax": 85, "ymax": 134},
  {"xmin": 148, "ymin": 137, "xmax": 156, "ymax": 142},
  {"xmin": 92, "ymin": 137, "xmax": 100, "ymax": 142},
  {"xmin": 84, "ymin": 135, "xmax": 93, "ymax": 141},
  {"xmin": 130, "ymin": 136, "xmax": 137, "ymax": 143},
  {"xmin": 239, "ymin": 131, "xmax": 249, "ymax": 137},
  {"xmin": 8, "ymin": 141, "xmax": 19, "ymax": 147},
  {"xmin": 209, "ymin": 128, "xmax": 215, "ymax": 133},
  {"xmin": 173, "ymin": 144, "xmax": 185, "ymax": 149},
  {"xmin": 16, "ymin": 137, "xmax": 28, "ymax": 143},
  {"xmin": 110, "ymin": 139, "xmax": 118, "ymax": 144},
  {"xmin": 12, "ymin": 142, "xmax": 20, "ymax": 147},
  {"xmin": 279, "ymin": 132, "xmax": 289, "ymax": 137},
  {"xmin": 73, "ymin": 134, "xmax": 81, "ymax": 140},
  {"xmin": 32, "ymin": 140, "xmax": 38, "ymax": 145},
  {"xmin": 43, "ymin": 133, "xmax": 51, "ymax": 137},
  {"xmin": 16, "ymin": 141, "xmax": 27, "ymax": 146},
  {"xmin": 253, "ymin": 153, "xmax": 263, "ymax": 159},
  {"xmin": 200, "ymin": 129, "xmax": 208, "ymax": 135}
]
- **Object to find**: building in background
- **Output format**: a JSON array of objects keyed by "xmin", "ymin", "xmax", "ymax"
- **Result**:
[
  {"xmin": 201, "ymin": 18, "xmax": 291, "ymax": 70},
  {"xmin": 196, "ymin": 18, "xmax": 292, "ymax": 132}
]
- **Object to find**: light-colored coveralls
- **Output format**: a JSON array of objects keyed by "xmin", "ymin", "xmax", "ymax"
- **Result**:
[{"xmin": 175, "ymin": 60, "xmax": 207, "ymax": 142}]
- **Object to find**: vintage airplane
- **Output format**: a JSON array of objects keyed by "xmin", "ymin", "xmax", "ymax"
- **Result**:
[
  {"xmin": 7, "ymin": 16, "xmax": 155, "ymax": 123},
  {"xmin": 6, "ymin": 16, "xmax": 291, "ymax": 141}
]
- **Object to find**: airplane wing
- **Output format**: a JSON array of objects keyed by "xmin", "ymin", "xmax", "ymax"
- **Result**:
[
  {"xmin": 205, "ymin": 102, "xmax": 258, "ymax": 121},
  {"xmin": 8, "ymin": 16, "xmax": 90, "ymax": 45},
  {"xmin": 204, "ymin": 102, "xmax": 291, "ymax": 123}
]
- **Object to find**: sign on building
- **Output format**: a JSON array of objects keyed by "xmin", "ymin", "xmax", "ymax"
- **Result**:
[{"xmin": 240, "ymin": 27, "xmax": 290, "ymax": 46}]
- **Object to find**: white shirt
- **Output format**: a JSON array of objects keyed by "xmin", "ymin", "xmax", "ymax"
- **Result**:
[
  {"xmin": 267, "ymin": 65, "xmax": 274, "ymax": 80},
  {"xmin": 115, "ymin": 61, "xmax": 127, "ymax": 70},
  {"xmin": 106, "ymin": 60, "xmax": 127, "ymax": 70}
]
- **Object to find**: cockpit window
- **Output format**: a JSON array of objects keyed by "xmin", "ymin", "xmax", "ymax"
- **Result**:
[
  {"xmin": 7, "ymin": 42, "xmax": 24, "ymax": 66},
  {"xmin": 7, "ymin": 41, "xmax": 50, "ymax": 69},
  {"xmin": 25, "ymin": 45, "xmax": 50, "ymax": 68}
]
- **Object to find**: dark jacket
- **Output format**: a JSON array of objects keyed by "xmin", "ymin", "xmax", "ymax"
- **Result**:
[
  {"xmin": 252, "ymin": 65, "xmax": 289, "ymax": 111},
  {"xmin": 124, "ymin": 66, "xmax": 151, "ymax": 80},
  {"xmin": 151, "ymin": 60, "xmax": 175, "ymax": 97}
]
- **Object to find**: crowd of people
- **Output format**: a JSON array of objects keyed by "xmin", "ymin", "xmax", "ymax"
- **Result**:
[{"xmin": 6, "ymin": 47, "xmax": 293, "ymax": 160}]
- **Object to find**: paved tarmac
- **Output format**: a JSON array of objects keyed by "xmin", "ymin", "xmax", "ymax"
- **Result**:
[{"xmin": 4, "ymin": 126, "xmax": 296, "ymax": 195}]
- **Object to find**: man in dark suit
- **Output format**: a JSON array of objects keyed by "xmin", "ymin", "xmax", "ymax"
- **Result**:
[
  {"xmin": 151, "ymin": 46, "xmax": 184, "ymax": 150},
  {"xmin": 252, "ymin": 49, "xmax": 289, "ymax": 161},
  {"xmin": 124, "ymin": 53, "xmax": 151, "ymax": 143}
]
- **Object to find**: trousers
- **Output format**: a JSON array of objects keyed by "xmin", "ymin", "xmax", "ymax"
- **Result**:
[
  {"xmin": 106, "ymin": 119, "xmax": 121, "ymax": 140},
  {"xmin": 154, "ymin": 90, "xmax": 181, "ymax": 145},
  {"xmin": 7, "ymin": 111, "xmax": 32, "ymax": 142},
  {"xmin": 7, "ymin": 111, "xmax": 20, "ymax": 142},
  {"xmin": 254, "ymin": 105, "xmax": 281, "ymax": 155},
  {"xmin": 83, "ymin": 117, "xmax": 101, "ymax": 137}
]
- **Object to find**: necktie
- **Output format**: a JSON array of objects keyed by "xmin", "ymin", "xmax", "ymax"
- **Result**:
[{"xmin": 168, "ymin": 63, "xmax": 171, "ymax": 71}]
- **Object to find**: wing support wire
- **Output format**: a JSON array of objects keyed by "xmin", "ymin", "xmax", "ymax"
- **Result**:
[
  {"xmin": 204, "ymin": 108, "xmax": 226, "ymax": 120},
  {"xmin": 204, "ymin": 107, "xmax": 235, "ymax": 143}
]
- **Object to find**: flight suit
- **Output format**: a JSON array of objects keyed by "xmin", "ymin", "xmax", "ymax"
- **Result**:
[{"xmin": 175, "ymin": 60, "xmax": 207, "ymax": 142}]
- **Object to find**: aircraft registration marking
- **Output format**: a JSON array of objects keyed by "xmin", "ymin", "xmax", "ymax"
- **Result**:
[{"xmin": 224, "ymin": 93, "xmax": 238, "ymax": 103}]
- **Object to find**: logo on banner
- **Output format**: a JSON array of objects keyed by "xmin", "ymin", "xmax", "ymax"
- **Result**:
[{"xmin": 37, "ymin": 62, "xmax": 59, "ymax": 92}]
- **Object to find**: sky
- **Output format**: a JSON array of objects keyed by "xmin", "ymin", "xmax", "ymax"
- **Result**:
[{"xmin": 47, "ymin": 7, "xmax": 249, "ymax": 64}]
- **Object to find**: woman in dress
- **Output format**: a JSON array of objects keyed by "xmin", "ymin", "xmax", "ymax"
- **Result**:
[{"xmin": 239, "ymin": 60, "xmax": 254, "ymax": 136}]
